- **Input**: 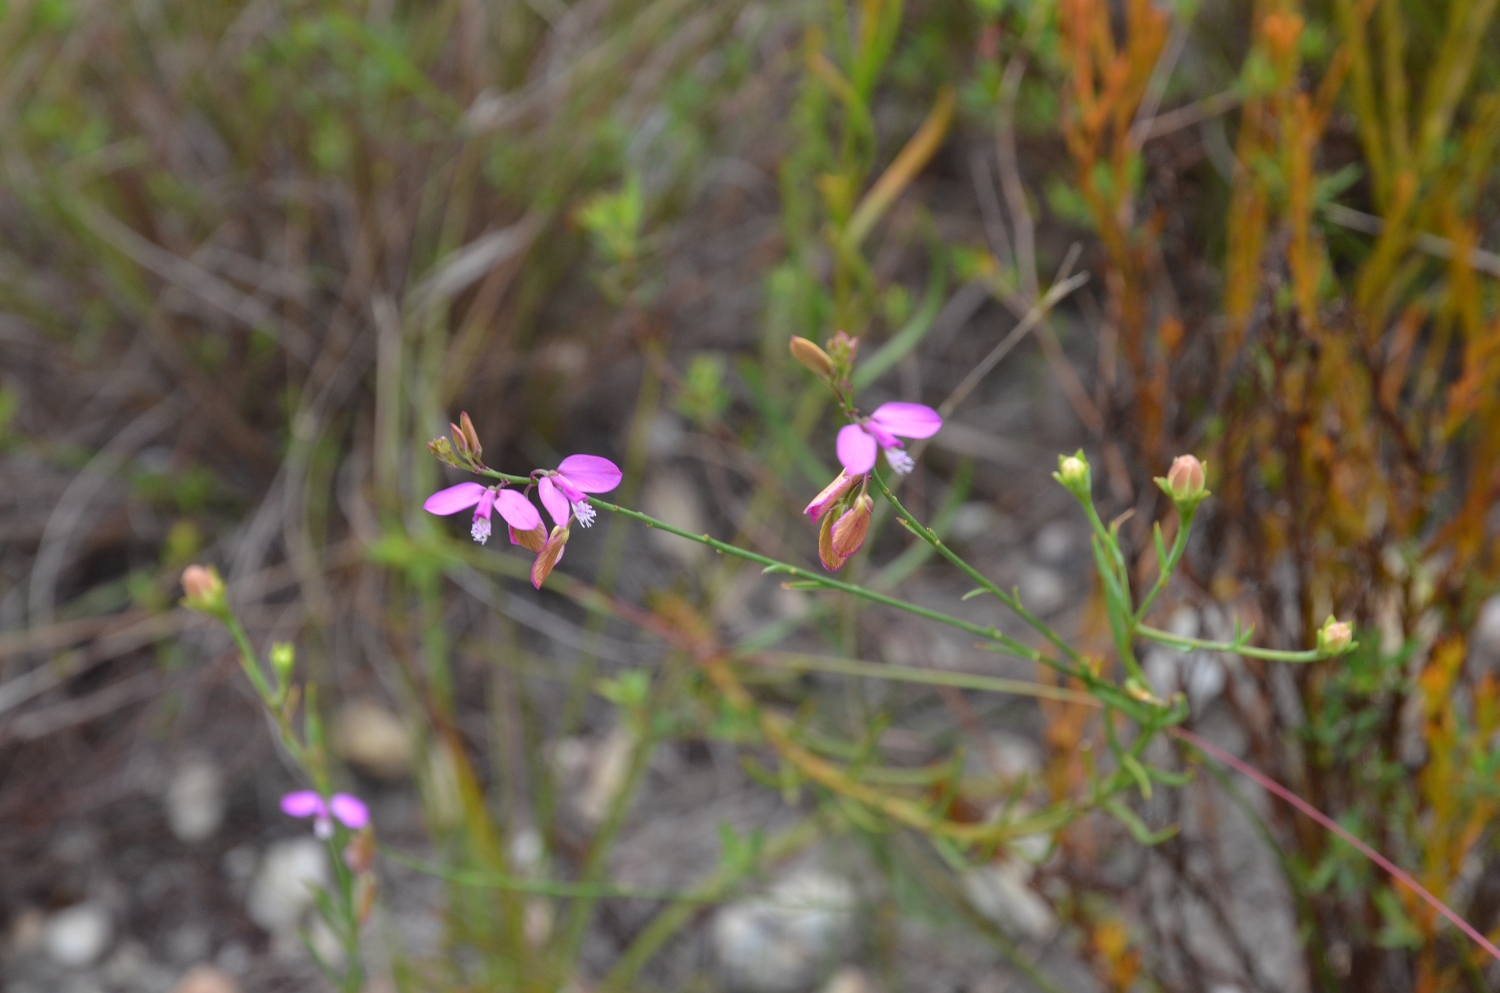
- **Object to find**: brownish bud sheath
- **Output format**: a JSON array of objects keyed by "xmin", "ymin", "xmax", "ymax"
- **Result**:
[
  {"xmin": 789, "ymin": 336, "xmax": 836, "ymax": 379},
  {"xmin": 510, "ymin": 523, "xmax": 548, "ymax": 553},
  {"xmin": 459, "ymin": 412, "xmax": 482, "ymax": 461},
  {"xmin": 343, "ymin": 830, "xmax": 376, "ymax": 874},
  {"xmin": 531, "ymin": 527, "xmax": 570, "ymax": 588},
  {"xmin": 818, "ymin": 510, "xmax": 847, "ymax": 571},
  {"xmin": 830, "ymin": 495, "xmax": 874, "ymax": 558}
]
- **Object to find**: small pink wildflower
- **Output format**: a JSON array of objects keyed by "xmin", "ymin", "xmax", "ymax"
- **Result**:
[
  {"xmin": 423, "ymin": 482, "xmax": 541, "ymax": 545},
  {"xmin": 535, "ymin": 455, "xmax": 622, "ymax": 528},
  {"xmin": 281, "ymin": 791, "xmax": 369, "ymax": 840},
  {"xmin": 836, "ymin": 402, "xmax": 942, "ymax": 476}
]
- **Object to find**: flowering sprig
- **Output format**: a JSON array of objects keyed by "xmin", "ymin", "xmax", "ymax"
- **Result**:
[
  {"xmin": 790, "ymin": 333, "xmax": 943, "ymax": 570},
  {"xmin": 282, "ymin": 790, "xmax": 370, "ymax": 840},
  {"xmin": 424, "ymin": 416, "xmax": 622, "ymax": 588}
]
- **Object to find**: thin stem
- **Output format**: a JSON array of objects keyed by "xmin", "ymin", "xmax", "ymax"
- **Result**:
[
  {"xmin": 744, "ymin": 651, "xmax": 1101, "ymax": 706},
  {"xmin": 1137, "ymin": 624, "xmax": 1340, "ymax": 663},
  {"xmin": 1134, "ymin": 505, "xmax": 1196, "ymax": 623},
  {"xmin": 869, "ymin": 472, "xmax": 1084, "ymax": 669}
]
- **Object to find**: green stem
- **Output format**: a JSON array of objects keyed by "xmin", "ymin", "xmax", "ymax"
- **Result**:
[
  {"xmin": 1134, "ymin": 506, "xmax": 1197, "ymax": 624},
  {"xmin": 467, "ymin": 466, "xmax": 1043, "ymax": 662},
  {"xmin": 1137, "ymin": 624, "xmax": 1339, "ymax": 662},
  {"xmin": 869, "ymin": 472, "xmax": 1086, "ymax": 670},
  {"xmin": 743, "ymin": 652, "xmax": 1100, "ymax": 706}
]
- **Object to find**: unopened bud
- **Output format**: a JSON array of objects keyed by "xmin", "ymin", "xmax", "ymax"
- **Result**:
[
  {"xmin": 789, "ymin": 336, "xmax": 835, "ymax": 380},
  {"xmin": 830, "ymin": 495, "xmax": 874, "ymax": 559},
  {"xmin": 181, "ymin": 565, "xmax": 226, "ymax": 612},
  {"xmin": 270, "ymin": 643, "xmax": 295, "ymax": 684},
  {"xmin": 1318, "ymin": 617, "xmax": 1353, "ymax": 654},
  {"xmin": 1162, "ymin": 455, "xmax": 1207, "ymax": 503},
  {"xmin": 817, "ymin": 508, "xmax": 847, "ymax": 572},
  {"xmin": 458, "ymin": 412, "xmax": 483, "ymax": 462},
  {"xmin": 428, "ymin": 436, "xmax": 461, "ymax": 467},
  {"xmin": 530, "ymin": 527, "xmax": 570, "ymax": 589},
  {"xmin": 825, "ymin": 330, "xmax": 860, "ymax": 371},
  {"xmin": 1053, "ymin": 451, "xmax": 1091, "ymax": 497},
  {"xmin": 343, "ymin": 830, "xmax": 376, "ymax": 874}
]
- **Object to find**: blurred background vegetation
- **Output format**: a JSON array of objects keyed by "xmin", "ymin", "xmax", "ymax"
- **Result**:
[{"xmin": 4, "ymin": 0, "xmax": 1500, "ymax": 991}]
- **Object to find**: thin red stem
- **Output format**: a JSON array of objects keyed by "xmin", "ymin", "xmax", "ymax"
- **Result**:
[{"xmin": 1169, "ymin": 726, "xmax": 1500, "ymax": 965}]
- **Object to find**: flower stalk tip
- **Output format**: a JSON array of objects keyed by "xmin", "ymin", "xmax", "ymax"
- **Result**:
[
  {"xmin": 181, "ymin": 565, "xmax": 226, "ymax": 614},
  {"xmin": 1053, "ymin": 452, "xmax": 1091, "ymax": 498},
  {"xmin": 789, "ymin": 336, "xmax": 836, "ymax": 380},
  {"xmin": 1156, "ymin": 454, "xmax": 1209, "ymax": 508},
  {"xmin": 1318, "ymin": 616, "xmax": 1354, "ymax": 655}
]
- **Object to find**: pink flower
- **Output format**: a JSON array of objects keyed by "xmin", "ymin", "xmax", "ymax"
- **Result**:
[
  {"xmin": 423, "ymin": 482, "xmax": 541, "ymax": 545},
  {"xmin": 536, "ymin": 454, "xmax": 622, "ymax": 529},
  {"xmin": 281, "ymin": 791, "xmax": 369, "ymax": 840},
  {"xmin": 836, "ymin": 403, "xmax": 941, "ymax": 476}
]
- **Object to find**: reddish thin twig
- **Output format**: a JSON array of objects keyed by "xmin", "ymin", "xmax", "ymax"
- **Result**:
[{"xmin": 1169, "ymin": 726, "xmax": 1500, "ymax": 965}]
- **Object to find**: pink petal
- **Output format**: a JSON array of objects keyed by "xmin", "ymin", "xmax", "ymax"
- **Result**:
[
  {"xmin": 557, "ymin": 454, "xmax": 622, "ymax": 494},
  {"xmin": 804, "ymin": 470, "xmax": 854, "ymax": 521},
  {"xmin": 281, "ymin": 790, "xmax": 325, "ymax": 819},
  {"xmin": 329, "ymin": 793, "xmax": 369, "ymax": 830},
  {"xmin": 869, "ymin": 402, "xmax": 942, "ymax": 439},
  {"xmin": 423, "ymin": 482, "xmax": 486, "ymax": 515},
  {"xmin": 538, "ymin": 476, "xmax": 571, "ymax": 529},
  {"xmin": 494, "ymin": 489, "xmax": 541, "ymax": 531},
  {"xmin": 836, "ymin": 424, "xmax": 878, "ymax": 475}
]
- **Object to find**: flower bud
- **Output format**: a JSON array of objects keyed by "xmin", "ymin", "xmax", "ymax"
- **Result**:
[
  {"xmin": 1053, "ymin": 451, "xmax": 1091, "ymax": 498},
  {"xmin": 1163, "ymin": 455, "xmax": 1206, "ymax": 503},
  {"xmin": 181, "ymin": 565, "xmax": 226, "ymax": 613},
  {"xmin": 531, "ymin": 527, "xmax": 570, "ymax": 589},
  {"xmin": 428, "ymin": 436, "xmax": 462, "ymax": 467},
  {"xmin": 270, "ymin": 642, "xmax": 295, "ymax": 685},
  {"xmin": 343, "ymin": 829, "xmax": 377, "ymax": 874},
  {"xmin": 1318, "ymin": 616, "xmax": 1353, "ymax": 654},
  {"xmin": 825, "ymin": 330, "xmax": 859, "ymax": 373},
  {"xmin": 830, "ymin": 495, "xmax": 874, "ymax": 559},
  {"xmin": 458, "ymin": 412, "xmax": 483, "ymax": 462},
  {"xmin": 789, "ymin": 336, "xmax": 836, "ymax": 380},
  {"xmin": 817, "ymin": 509, "xmax": 848, "ymax": 572}
]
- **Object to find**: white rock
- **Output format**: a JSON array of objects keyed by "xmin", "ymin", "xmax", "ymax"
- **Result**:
[
  {"xmin": 246, "ymin": 838, "xmax": 328, "ymax": 934},
  {"xmin": 332, "ymin": 698, "xmax": 411, "ymax": 780},
  {"xmin": 818, "ymin": 966, "xmax": 874, "ymax": 993},
  {"xmin": 1018, "ymin": 565, "xmax": 1066, "ymax": 614},
  {"xmin": 1032, "ymin": 521, "xmax": 1075, "ymax": 564},
  {"xmin": 44, "ymin": 902, "xmax": 113, "ymax": 967},
  {"xmin": 9, "ymin": 906, "xmax": 46, "ymax": 953},
  {"xmin": 166, "ymin": 757, "xmax": 226, "ymax": 843},
  {"xmin": 641, "ymin": 472, "xmax": 707, "ymax": 566},
  {"xmin": 575, "ymin": 726, "xmax": 635, "ymax": 825},
  {"xmin": 1184, "ymin": 656, "xmax": 1226, "ymax": 708},
  {"xmin": 962, "ymin": 863, "xmax": 1056, "ymax": 942},
  {"xmin": 713, "ymin": 866, "xmax": 855, "ymax": 993},
  {"xmin": 1474, "ymin": 596, "xmax": 1500, "ymax": 660},
  {"xmin": 949, "ymin": 502, "xmax": 1000, "ymax": 543},
  {"xmin": 966, "ymin": 731, "xmax": 1041, "ymax": 782},
  {"xmin": 171, "ymin": 965, "xmax": 242, "ymax": 993}
]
